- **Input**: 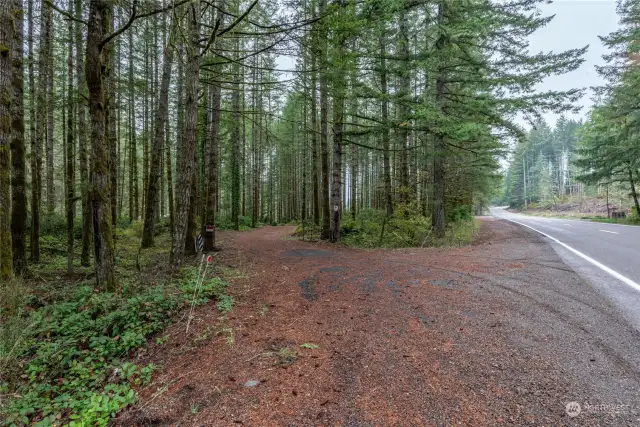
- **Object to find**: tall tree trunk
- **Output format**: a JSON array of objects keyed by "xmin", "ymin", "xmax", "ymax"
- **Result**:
[
  {"xmin": 171, "ymin": 0, "xmax": 200, "ymax": 264},
  {"xmin": 397, "ymin": 10, "xmax": 410, "ymax": 203},
  {"xmin": 203, "ymin": 4, "xmax": 223, "ymax": 250},
  {"xmin": 128, "ymin": 27, "xmax": 139, "ymax": 220},
  {"xmin": 142, "ymin": 31, "xmax": 173, "ymax": 247},
  {"xmin": 330, "ymin": 22, "xmax": 346, "ymax": 242},
  {"xmin": 310, "ymin": 44, "xmax": 319, "ymax": 226},
  {"xmin": 165, "ymin": 107, "xmax": 174, "ymax": 236},
  {"xmin": 185, "ymin": 143, "xmax": 197, "ymax": 255},
  {"xmin": 105, "ymin": 12, "xmax": 117, "ymax": 235},
  {"xmin": 241, "ymin": 77, "xmax": 247, "ymax": 219},
  {"xmin": 349, "ymin": 51, "xmax": 358, "ymax": 220},
  {"xmin": 301, "ymin": 80, "xmax": 307, "ymax": 222},
  {"xmin": 86, "ymin": 0, "xmax": 116, "ymax": 290},
  {"xmin": 10, "ymin": 0, "xmax": 26, "ymax": 276},
  {"xmin": 45, "ymin": 5, "xmax": 54, "ymax": 214},
  {"xmin": 117, "ymin": 34, "xmax": 123, "ymax": 219},
  {"xmin": 432, "ymin": 3, "xmax": 446, "ymax": 238},
  {"xmin": 66, "ymin": 0, "xmax": 75, "ymax": 273},
  {"xmin": 380, "ymin": 34, "xmax": 393, "ymax": 218},
  {"xmin": 231, "ymin": 35, "xmax": 241, "ymax": 230},
  {"xmin": 33, "ymin": 0, "xmax": 50, "ymax": 261},
  {"xmin": 250, "ymin": 54, "xmax": 259, "ymax": 227},
  {"xmin": 629, "ymin": 168, "xmax": 640, "ymax": 215},
  {"xmin": 77, "ymin": 0, "xmax": 91, "ymax": 266},
  {"xmin": 142, "ymin": 31, "xmax": 149, "ymax": 218},
  {"xmin": 319, "ymin": 0, "xmax": 330, "ymax": 239},
  {"xmin": 204, "ymin": 83, "xmax": 220, "ymax": 249},
  {"xmin": 0, "ymin": 0, "xmax": 14, "ymax": 279}
]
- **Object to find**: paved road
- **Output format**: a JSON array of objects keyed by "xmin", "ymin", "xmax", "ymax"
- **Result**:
[{"xmin": 492, "ymin": 206, "xmax": 640, "ymax": 331}]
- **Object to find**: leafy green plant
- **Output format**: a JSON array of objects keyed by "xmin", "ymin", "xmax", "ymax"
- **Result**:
[
  {"xmin": 217, "ymin": 295, "xmax": 233, "ymax": 313},
  {"xmin": 0, "ymin": 266, "xmax": 230, "ymax": 426}
]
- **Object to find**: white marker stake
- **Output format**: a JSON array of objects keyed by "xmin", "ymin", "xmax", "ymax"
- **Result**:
[
  {"xmin": 503, "ymin": 218, "xmax": 640, "ymax": 293},
  {"xmin": 186, "ymin": 255, "xmax": 209, "ymax": 334}
]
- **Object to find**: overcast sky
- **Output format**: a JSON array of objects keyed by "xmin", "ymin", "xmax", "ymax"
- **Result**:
[{"xmin": 528, "ymin": 0, "xmax": 619, "ymax": 127}]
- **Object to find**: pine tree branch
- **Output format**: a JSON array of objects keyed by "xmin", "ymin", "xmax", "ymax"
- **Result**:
[
  {"xmin": 45, "ymin": 0, "xmax": 87, "ymax": 25},
  {"xmin": 216, "ymin": 0, "xmax": 260, "ymax": 38},
  {"xmin": 101, "ymin": 0, "xmax": 138, "ymax": 49}
]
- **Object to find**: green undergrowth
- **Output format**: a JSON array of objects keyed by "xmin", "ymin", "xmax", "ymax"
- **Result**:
[
  {"xmin": 216, "ymin": 215, "xmax": 263, "ymax": 231},
  {"xmin": 340, "ymin": 206, "xmax": 479, "ymax": 248},
  {"xmin": 0, "ymin": 228, "xmax": 231, "ymax": 426}
]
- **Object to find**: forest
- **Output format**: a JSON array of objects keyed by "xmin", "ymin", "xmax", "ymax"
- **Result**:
[
  {"xmin": 500, "ymin": 1, "xmax": 640, "ymax": 219},
  {"xmin": 0, "ymin": 0, "xmax": 591, "ymax": 424}
]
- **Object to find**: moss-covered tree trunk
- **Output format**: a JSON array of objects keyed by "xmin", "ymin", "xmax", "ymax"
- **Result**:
[
  {"xmin": 349, "ymin": 55, "xmax": 358, "ymax": 220},
  {"xmin": 76, "ymin": 0, "xmax": 91, "ymax": 267},
  {"xmin": 330, "ymin": 26, "xmax": 345, "ymax": 243},
  {"xmin": 86, "ymin": 0, "xmax": 116, "ymax": 291},
  {"xmin": 231, "ymin": 33, "xmax": 241, "ymax": 231},
  {"xmin": 432, "ymin": 3, "xmax": 446, "ymax": 238},
  {"xmin": 142, "ymin": 37, "xmax": 173, "ymax": 247},
  {"xmin": 397, "ymin": 10, "xmax": 410, "ymax": 203},
  {"xmin": 142, "ymin": 30, "xmax": 149, "ymax": 219},
  {"xmin": 165, "ymin": 109, "xmax": 174, "ymax": 236},
  {"xmin": 310, "ymin": 17, "xmax": 319, "ymax": 226},
  {"xmin": 106, "ymin": 15, "xmax": 117, "ymax": 232},
  {"xmin": 203, "ymin": 17, "xmax": 222, "ymax": 250},
  {"xmin": 33, "ymin": 0, "xmax": 50, "ymax": 262},
  {"xmin": 44, "ymin": 1, "xmax": 54, "ymax": 215},
  {"xmin": 379, "ymin": 34, "xmax": 393, "ymax": 218},
  {"xmin": 128, "ymin": 26, "xmax": 139, "ymax": 221},
  {"xmin": 27, "ymin": 0, "xmax": 38, "ymax": 264},
  {"xmin": 171, "ymin": 0, "xmax": 200, "ymax": 264},
  {"xmin": 0, "ymin": 0, "xmax": 14, "ymax": 280},
  {"xmin": 11, "ymin": 0, "xmax": 26, "ymax": 276},
  {"xmin": 319, "ymin": 0, "xmax": 330, "ymax": 239},
  {"xmin": 66, "ymin": 0, "xmax": 75, "ymax": 274}
]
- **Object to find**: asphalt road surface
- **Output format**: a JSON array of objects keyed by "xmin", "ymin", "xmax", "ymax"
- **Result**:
[{"xmin": 492, "ymin": 207, "xmax": 640, "ymax": 331}]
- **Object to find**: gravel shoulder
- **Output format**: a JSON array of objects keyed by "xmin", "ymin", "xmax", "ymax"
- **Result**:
[{"xmin": 115, "ymin": 218, "xmax": 640, "ymax": 426}]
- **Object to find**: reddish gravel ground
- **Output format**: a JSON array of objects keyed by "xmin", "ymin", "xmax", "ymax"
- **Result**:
[{"xmin": 115, "ymin": 218, "xmax": 640, "ymax": 427}]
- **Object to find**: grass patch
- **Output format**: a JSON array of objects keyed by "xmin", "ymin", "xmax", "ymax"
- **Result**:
[{"xmin": 300, "ymin": 343, "xmax": 319, "ymax": 349}]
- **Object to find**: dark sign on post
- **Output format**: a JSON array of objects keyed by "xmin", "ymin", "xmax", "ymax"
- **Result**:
[{"xmin": 204, "ymin": 224, "xmax": 216, "ymax": 251}]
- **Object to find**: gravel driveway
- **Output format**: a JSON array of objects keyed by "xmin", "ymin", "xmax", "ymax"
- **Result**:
[{"xmin": 116, "ymin": 218, "xmax": 640, "ymax": 426}]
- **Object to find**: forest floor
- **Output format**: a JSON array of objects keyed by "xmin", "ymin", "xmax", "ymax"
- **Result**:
[{"xmin": 115, "ymin": 219, "xmax": 640, "ymax": 426}]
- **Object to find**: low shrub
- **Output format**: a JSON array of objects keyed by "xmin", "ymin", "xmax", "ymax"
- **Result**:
[
  {"xmin": 342, "ymin": 204, "xmax": 479, "ymax": 249},
  {"xmin": 342, "ymin": 206, "xmax": 431, "ymax": 248},
  {"xmin": 216, "ymin": 215, "xmax": 257, "ymax": 231}
]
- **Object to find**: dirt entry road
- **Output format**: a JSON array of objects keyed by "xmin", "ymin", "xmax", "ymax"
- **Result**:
[{"xmin": 117, "ymin": 219, "xmax": 640, "ymax": 426}]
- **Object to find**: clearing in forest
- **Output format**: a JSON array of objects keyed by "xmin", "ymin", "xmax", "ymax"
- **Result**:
[{"xmin": 116, "ymin": 219, "xmax": 640, "ymax": 426}]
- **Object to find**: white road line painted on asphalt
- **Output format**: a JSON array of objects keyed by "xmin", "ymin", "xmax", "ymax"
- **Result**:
[
  {"xmin": 599, "ymin": 229, "xmax": 619, "ymax": 235},
  {"xmin": 500, "ymin": 217, "xmax": 640, "ymax": 293},
  {"xmin": 518, "ymin": 215, "xmax": 639, "ymax": 229}
]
